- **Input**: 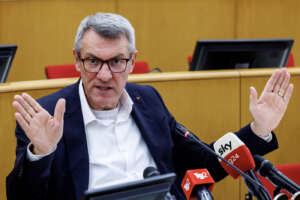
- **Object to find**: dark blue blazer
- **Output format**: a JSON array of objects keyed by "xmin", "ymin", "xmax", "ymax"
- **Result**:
[{"xmin": 6, "ymin": 81, "xmax": 278, "ymax": 200}]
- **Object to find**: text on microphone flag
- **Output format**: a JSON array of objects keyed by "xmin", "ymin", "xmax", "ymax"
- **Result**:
[
  {"xmin": 193, "ymin": 171, "xmax": 208, "ymax": 180},
  {"xmin": 213, "ymin": 132, "xmax": 244, "ymax": 158},
  {"xmin": 213, "ymin": 132, "xmax": 256, "ymax": 179}
]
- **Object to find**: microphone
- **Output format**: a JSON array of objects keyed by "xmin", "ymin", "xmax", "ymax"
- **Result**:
[
  {"xmin": 181, "ymin": 169, "xmax": 215, "ymax": 200},
  {"xmin": 143, "ymin": 167, "xmax": 177, "ymax": 200},
  {"xmin": 254, "ymin": 155, "xmax": 300, "ymax": 195},
  {"xmin": 213, "ymin": 132, "xmax": 271, "ymax": 200},
  {"xmin": 273, "ymin": 193, "xmax": 288, "ymax": 200},
  {"xmin": 175, "ymin": 123, "xmax": 271, "ymax": 200},
  {"xmin": 143, "ymin": 166, "xmax": 160, "ymax": 178},
  {"xmin": 213, "ymin": 132, "xmax": 255, "ymax": 179},
  {"xmin": 291, "ymin": 191, "xmax": 300, "ymax": 200}
]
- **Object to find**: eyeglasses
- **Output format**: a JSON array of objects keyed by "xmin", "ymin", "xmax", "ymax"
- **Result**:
[{"xmin": 79, "ymin": 55, "xmax": 132, "ymax": 73}]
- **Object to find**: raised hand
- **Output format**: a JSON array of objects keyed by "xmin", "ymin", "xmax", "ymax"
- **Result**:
[
  {"xmin": 249, "ymin": 69, "xmax": 294, "ymax": 137},
  {"xmin": 12, "ymin": 93, "xmax": 66, "ymax": 155}
]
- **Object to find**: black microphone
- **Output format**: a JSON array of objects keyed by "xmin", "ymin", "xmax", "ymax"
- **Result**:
[
  {"xmin": 291, "ymin": 191, "xmax": 300, "ymax": 200},
  {"xmin": 273, "ymin": 193, "xmax": 289, "ymax": 200},
  {"xmin": 175, "ymin": 123, "xmax": 271, "ymax": 200},
  {"xmin": 254, "ymin": 155, "xmax": 300, "ymax": 194},
  {"xmin": 243, "ymin": 169, "xmax": 273, "ymax": 200},
  {"xmin": 143, "ymin": 166, "xmax": 160, "ymax": 178},
  {"xmin": 143, "ymin": 167, "xmax": 176, "ymax": 200}
]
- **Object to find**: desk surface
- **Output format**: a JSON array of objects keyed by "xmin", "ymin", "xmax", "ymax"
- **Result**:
[{"xmin": 2, "ymin": 68, "xmax": 300, "ymax": 92}]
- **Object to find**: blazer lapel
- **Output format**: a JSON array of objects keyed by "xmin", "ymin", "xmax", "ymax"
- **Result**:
[{"xmin": 62, "ymin": 82, "xmax": 89, "ymax": 200}]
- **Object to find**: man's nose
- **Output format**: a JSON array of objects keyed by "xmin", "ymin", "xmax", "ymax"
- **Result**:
[{"xmin": 96, "ymin": 62, "xmax": 112, "ymax": 81}]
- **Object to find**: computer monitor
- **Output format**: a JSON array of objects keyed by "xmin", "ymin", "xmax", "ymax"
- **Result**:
[
  {"xmin": 189, "ymin": 39, "xmax": 294, "ymax": 71},
  {"xmin": 83, "ymin": 173, "xmax": 176, "ymax": 200},
  {"xmin": 0, "ymin": 44, "xmax": 17, "ymax": 82}
]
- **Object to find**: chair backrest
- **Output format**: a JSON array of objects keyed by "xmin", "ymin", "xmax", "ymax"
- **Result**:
[
  {"xmin": 286, "ymin": 53, "xmax": 295, "ymax": 67},
  {"xmin": 131, "ymin": 61, "xmax": 150, "ymax": 74},
  {"xmin": 45, "ymin": 64, "xmax": 80, "ymax": 79},
  {"xmin": 188, "ymin": 56, "xmax": 193, "ymax": 67},
  {"xmin": 257, "ymin": 163, "xmax": 300, "ymax": 198}
]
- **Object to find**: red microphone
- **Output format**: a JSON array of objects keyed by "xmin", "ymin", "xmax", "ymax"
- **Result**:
[
  {"xmin": 181, "ymin": 169, "xmax": 215, "ymax": 200},
  {"xmin": 213, "ymin": 132, "xmax": 255, "ymax": 178},
  {"xmin": 213, "ymin": 132, "xmax": 273, "ymax": 200}
]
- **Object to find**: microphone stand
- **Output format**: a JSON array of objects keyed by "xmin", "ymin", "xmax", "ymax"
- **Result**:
[{"xmin": 243, "ymin": 170, "xmax": 272, "ymax": 200}]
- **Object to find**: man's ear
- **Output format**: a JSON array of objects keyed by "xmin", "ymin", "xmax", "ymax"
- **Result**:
[
  {"xmin": 73, "ymin": 49, "xmax": 81, "ymax": 72},
  {"xmin": 129, "ymin": 51, "xmax": 138, "ymax": 73}
]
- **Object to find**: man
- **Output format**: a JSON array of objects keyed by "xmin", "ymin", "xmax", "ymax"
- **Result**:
[{"xmin": 6, "ymin": 12, "xmax": 294, "ymax": 200}]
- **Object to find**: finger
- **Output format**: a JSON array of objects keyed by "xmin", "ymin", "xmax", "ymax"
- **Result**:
[
  {"xmin": 14, "ymin": 94, "xmax": 36, "ymax": 118},
  {"xmin": 12, "ymin": 101, "xmax": 32, "ymax": 124},
  {"xmin": 22, "ymin": 93, "xmax": 43, "ymax": 113},
  {"xmin": 14, "ymin": 112, "xmax": 30, "ymax": 134},
  {"xmin": 263, "ymin": 69, "xmax": 280, "ymax": 93},
  {"xmin": 283, "ymin": 84, "xmax": 294, "ymax": 104},
  {"xmin": 54, "ymin": 98, "xmax": 66, "ymax": 123},
  {"xmin": 249, "ymin": 86, "xmax": 258, "ymax": 108},
  {"xmin": 279, "ymin": 70, "xmax": 290, "ymax": 96},
  {"xmin": 272, "ymin": 70, "xmax": 284, "ymax": 94}
]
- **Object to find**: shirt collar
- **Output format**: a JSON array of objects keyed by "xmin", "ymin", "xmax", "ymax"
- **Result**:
[{"xmin": 79, "ymin": 80, "xmax": 133, "ymax": 126}]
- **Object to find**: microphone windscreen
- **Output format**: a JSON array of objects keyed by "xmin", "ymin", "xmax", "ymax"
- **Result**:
[
  {"xmin": 181, "ymin": 169, "xmax": 215, "ymax": 200},
  {"xmin": 213, "ymin": 132, "xmax": 255, "ymax": 178},
  {"xmin": 253, "ymin": 154, "xmax": 274, "ymax": 177},
  {"xmin": 143, "ymin": 166, "xmax": 160, "ymax": 178}
]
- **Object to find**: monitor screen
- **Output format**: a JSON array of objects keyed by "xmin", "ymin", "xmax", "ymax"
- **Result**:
[
  {"xmin": 83, "ymin": 173, "xmax": 176, "ymax": 200},
  {"xmin": 0, "ymin": 44, "xmax": 17, "ymax": 82},
  {"xmin": 189, "ymin": 39, "xmax": 294, "ymax": 71}
]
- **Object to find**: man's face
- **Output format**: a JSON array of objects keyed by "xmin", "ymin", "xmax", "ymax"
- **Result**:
[{"xmin": 73, "ymin": 29, "xmax": 136, "ymax": 110}]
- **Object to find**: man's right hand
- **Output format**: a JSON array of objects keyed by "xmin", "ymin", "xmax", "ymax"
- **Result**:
[{"xmin": 13, "ymin": 93, "xmax": 66, "ymax": 155}]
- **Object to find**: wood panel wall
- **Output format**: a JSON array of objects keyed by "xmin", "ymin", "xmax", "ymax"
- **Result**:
[
  {"xmin": 7, "ymin": 0, "xmax": 300, "ymax": 81},
  {"xmin": 1, "ymin": 69, "xmax": 299, "ymax": 199},
  {"xmin": 0, "ymin": 0, "xmax": 116, "ymax": 82},
  {"xmin": 236, "ymin": 0, "xmax": 300, "ymax": 58},
  {"xmin": 118, "ymin": 0, "xmax": 236, "ymax": 74}
]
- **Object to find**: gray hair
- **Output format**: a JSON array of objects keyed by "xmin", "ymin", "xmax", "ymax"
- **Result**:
[{"xmin": 74, "ymin": 12, "xmax": 136, "ymax": 55}]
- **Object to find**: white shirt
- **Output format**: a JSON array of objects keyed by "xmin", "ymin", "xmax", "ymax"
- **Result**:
[
  {"xmin": 78, "ymin": 81, "xmax": 157, "ymax": 190},
  {"xmin": 27, "ymin": 81, "xmax": 157, "ymax": 191}
]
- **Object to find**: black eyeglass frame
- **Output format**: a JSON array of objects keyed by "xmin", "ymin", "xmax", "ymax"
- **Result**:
[{"xmin": 79, "ymin": 54, "xmax": 133, "ymax": 73}]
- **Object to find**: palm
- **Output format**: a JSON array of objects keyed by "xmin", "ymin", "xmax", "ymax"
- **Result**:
[
  {"xmin": 13, "ymin": 94, "xmax": 66, "ymax": 155},
  {"xmin": 249, "ymin": 69, "xmax": 293, "ymax": 136},
  {"xmin": 27, "ymin": 109, "xmax": 63, "ymax": 154}
]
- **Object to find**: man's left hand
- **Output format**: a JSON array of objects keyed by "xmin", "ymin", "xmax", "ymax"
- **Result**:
[{"xmin": 249, "ymin": 69, "xmax": 294, "ymax": 137}]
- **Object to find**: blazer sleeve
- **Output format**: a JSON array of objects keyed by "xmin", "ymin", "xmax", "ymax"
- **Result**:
[{"xmin": 6, "ymin": 122, "xmax": 56, "ymax": 200}]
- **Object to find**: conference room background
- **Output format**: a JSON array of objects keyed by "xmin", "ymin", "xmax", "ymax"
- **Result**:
[{"xmin": 0, "ymin": 1, "xmax": 300, "ymax": 200}]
